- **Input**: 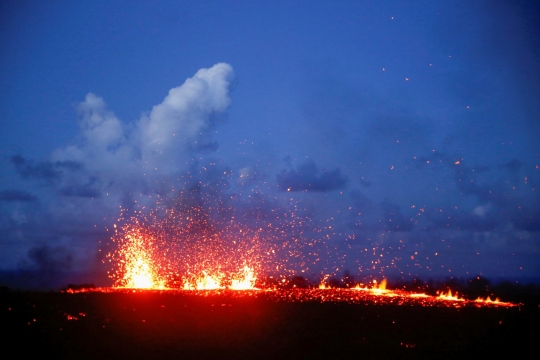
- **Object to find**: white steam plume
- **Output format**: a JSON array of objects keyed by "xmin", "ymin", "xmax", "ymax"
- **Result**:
[{"xmin": 51, "ymin": 63, "xmax": 234, "ymax": 201}]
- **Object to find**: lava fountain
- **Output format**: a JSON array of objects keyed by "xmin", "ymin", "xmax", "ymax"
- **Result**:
[
  {"xmin": 111, "ymin": 229, "xmax": 166, "ymax": 289},
  {"xmin": 106, "ymin": 202, "xmax": 272, "ymax": 291},
  {"xmin": 102, "ymin": 202, "xmax": 518, "ymax": 307}
]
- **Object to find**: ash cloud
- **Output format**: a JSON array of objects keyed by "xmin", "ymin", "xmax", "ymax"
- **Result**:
[{"xmin": 277, "ymin": 159, "xmax": 348, "ymax": 192}]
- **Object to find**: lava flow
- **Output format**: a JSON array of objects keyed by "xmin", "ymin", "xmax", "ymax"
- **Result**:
[
  {"xmin": 310, "ymin": 280, "xmax": 517, "ymax": 307},
  {"xmin": 102, "ymin": 205, "xmax": 518, "ymax": 308},
  {"xmin": 112, "ymin": 230, "xmax": 166, "ymax": 289},
  {"xmin": 103, "ymin": 234, "xmax": 516, "ymax": 307}
]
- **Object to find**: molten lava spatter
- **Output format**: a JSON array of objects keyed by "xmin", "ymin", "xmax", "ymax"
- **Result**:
[
  {"xmin": 107, "ymin": 203, "xmax": 275, "ymax": 291},
  {"xmin": 195, "ymin": 273, "xmax": 223, "ymax": 290},
  {"xmin": 437, "ymin": 289, "xmax": 464, "ymax": 302},
  {"xmin": 230, "ymin": 266, "xmax": 258, "ymax": 290},
  {"xmin": 124, "ymin": 257, "xmax": 155, "ymax": 289},
  {"xmin": 354, "ymin": 279, "xmax": 389, "ymax": 295},
  {"xmin": 103, "ymin": 204, "xmax": 517, "ymax": 307},
  {"xmin": 180, "ymin": 266, "xmax": 258, "ymax": 290},
  {"xmin": 111, "ymin": 230, "xmax": 167, "ymax": 289}
]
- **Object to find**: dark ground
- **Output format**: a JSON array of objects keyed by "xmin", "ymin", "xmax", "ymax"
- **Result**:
[{"xmin": 2, "ymin": 289, "xmax": 538, "ymax": 359}]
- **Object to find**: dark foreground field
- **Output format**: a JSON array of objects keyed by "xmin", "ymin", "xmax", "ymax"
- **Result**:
[{"xmin": 2, "ymin": 289, "xmax": 538, "ymax": 359}]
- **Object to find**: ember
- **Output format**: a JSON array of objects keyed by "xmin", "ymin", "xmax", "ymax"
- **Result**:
[
  {"xmin": 106, "ymin": 203, "xmax": 273, "ymax": 291},
  {"xmin": 103, "ymin": 205, "xmax": 518, "ymax": 308}
]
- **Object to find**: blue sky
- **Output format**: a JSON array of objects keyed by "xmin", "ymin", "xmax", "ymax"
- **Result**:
[{"xmin": 1, "ymin": 0, "xmax": 539, "ymax": 288}]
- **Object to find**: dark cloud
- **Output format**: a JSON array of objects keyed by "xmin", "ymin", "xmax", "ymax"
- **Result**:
[
  {"xmin": 277, "ymin": 159, "xmax": 348, "ymax": 192},
  {"xmin": 58, "ymin": 184, "xmax": 101, "ymax": 198},
  {"xmin": 0, "ymin": 189, "xmax": 37, "ymax": 202},
  {"xmin": 427, "ymin": 207, "xmax": 501, "ymax": 232},
  {"xmin": 350, "ymin": 190, "xmax": 373, "ymax": 212},
  {"xmin": 501, "ymin": 159, "xmax": 523, "ymax": 172},
  {"xmin": 347, "ymin": 190, "xmax": 376, "ymax": 230},
  {"xmin": 55, "ymin": 174, "xmax": 102, "ymax": 198},
  {"xmin": 27, "ymin": 244, "xmax": 74, "ymax": 272},
  {"xmin": 11, "ymin": 155, "xmax": 59, "ymax": 180},
  {"xmin": 409, "ymin": 148, "xmax": 540, "ymax": 235},
  {"xmin": 10, "ymin": 155, "xmax": 82, "ymax": 181},
  {"xmin": 509, "ymin": 204, "xmax": 540, "ymax": 232},
  {"xmin": 413, "ymin": 150, "xmax": 522, "ymax": 203},
  {"xmin": 513, "ymin": 214, "xmax": 540, "ymax": 232}
]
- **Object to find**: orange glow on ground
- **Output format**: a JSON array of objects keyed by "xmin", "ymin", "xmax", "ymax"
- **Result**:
[
  {"xmin": 474, "ymin": 296, "xmax": 514, "ymax": 306},
  {"xmin": 353, "ymin": 279, "xmax": 389, "ymax": 295},
  {"xmin": 437, "ymin": 289, "xmax": 464, "ymax": 302},
  {"xmin": 65, "ymin": 286, "xmax": 519, "ymax": 308}
]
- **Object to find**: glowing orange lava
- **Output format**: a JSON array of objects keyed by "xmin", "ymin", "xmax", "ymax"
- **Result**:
[
  {"xmin": 121, "ymin": 235, "xmax": 158, "ymax": 289},
  {"xmin": 103, "ymin": 207, "xmax": 517, "ymax": 307},
  {"xmin": 105, "ymin": 227, "xmax": 517, "ymax": 306},
  {"xmin": 318, "ymin": 275, "xmax": 331, "ymax": 289},
  {"xmin": 353, "ymin": 279, "xmax": 390, "ymax": 295},
  {"xmin": 230, "ymin": 266, "xmax": 258, "ymax": 290},
  {"xmin": 437, "ymin": 289, "xmax": 464, "ymax": 302},
  {"xmin": 194, "ymin": 273, "xmax": 223, "ymax": 290},
  {"xmin": 114, "ymin": 232, "xmax": 166, "ymax": 289},
  {"xmin": 124, "ymin": 257, "xmax": 155, "ymax": 289},
  {"xmin": 181, "ymin": 266, "xmax": 258, "ymax": 290},
  {"xmin": 474, "ymin": 296, "xmax": 514, "ymax": 306},
  {"xmin": 106, "ymin": 204, "xmax": 274, "ymax": 291}
]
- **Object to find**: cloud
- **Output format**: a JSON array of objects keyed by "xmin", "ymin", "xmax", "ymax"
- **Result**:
[
  {"xmin": 10, "ymin": 155, "xmax": 82, "ymax": 182},
  {"xmin": 1, "ymin": 63, "xmax": 236, "ymax": 279},
  {"xmin": 513, "ymin": 211, "xmax": 540, "ymax": 232},
  {"xmin": 27, "ymin": 244, "xmax": 73, "ymax": 272},
  {"xmin": 58, "ymin": 184, "xmax": 101, "ymax": 198},
  {"xmin": 501, "ymin": 159, "xmax": 523, "ymax": 172},
  {"xmin": 47, "ymin": 63, "xmax": 234, "ymax": 201},
  {"xmin": 473, "ymin": 205, "xmax": 489, "ymax": 217},
  {"xmin": 350, "ymin": 190, "xmax": 373, "ymax": 212},
  {"xmin": 139, "ymin": 63, "xmax": 234, "ymax": 169},
  {"xmin": 0, "ymin": 189, "xmax": 37, "ymax": 202},
  {"xmin": 411, "ymin": 148, "xmax": 540, "ymax": 234},
  {"xmin": 427, "ymin": 207, "xmax": 501, "ymax": 232},
  {"xmin": 277, "ymin": 159, "xmax": 348, "ymax": 192}
]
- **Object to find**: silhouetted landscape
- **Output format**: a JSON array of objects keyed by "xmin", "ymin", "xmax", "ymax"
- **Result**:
[{"xmin": 2, "ymin": 277, "xmax": 539, "ymax": 359}]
